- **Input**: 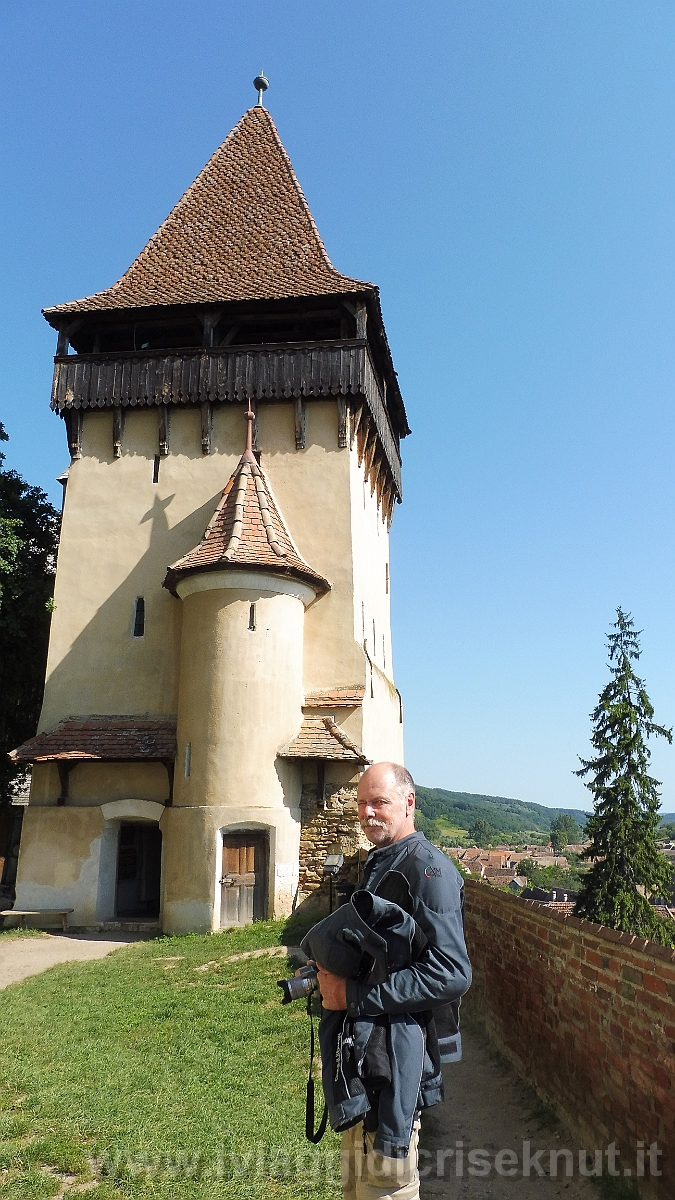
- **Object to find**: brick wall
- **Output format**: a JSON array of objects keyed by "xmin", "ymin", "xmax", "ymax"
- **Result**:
[{"xmin": 464, "ymin": 879, "xmax": 675, "ymax": 1198}]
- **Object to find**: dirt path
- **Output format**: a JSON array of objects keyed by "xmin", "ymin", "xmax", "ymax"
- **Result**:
[
  {"xmin": 420, "ymin": 1027, "xmax": 597, "ymax": 1198},
  {"xmin": 0, "ymin": 932, "xmax": 148, "ymax": 990}
]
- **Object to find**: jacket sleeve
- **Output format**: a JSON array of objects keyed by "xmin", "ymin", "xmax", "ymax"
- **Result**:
[{"xmin": 345, "ymin": 862, "xmax": 471, "ymax": 1019}]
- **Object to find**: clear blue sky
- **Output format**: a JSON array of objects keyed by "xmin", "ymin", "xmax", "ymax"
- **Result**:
[{"xmin": 2, "ymin": 1, "xmax": 675, "ymax": 812}]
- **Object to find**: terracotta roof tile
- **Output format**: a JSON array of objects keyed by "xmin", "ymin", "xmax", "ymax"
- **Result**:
[
  {"xmin": 10, "ymin": 717, "xmax": 177, "ymax": 762},
  {"xmin": 279, "ymin": 716, "xmax": 369, "ymax": 763},
  {"xmin": 303, "ymin": 687, "xmax": 365, "ymax": 709},
  {"xmin": 44, "ymin": 106, "xmax": 371, "ymax": 317},
  {"xmin": 164, "ymin": 418, "xmax": 329, "ymax": 596}
]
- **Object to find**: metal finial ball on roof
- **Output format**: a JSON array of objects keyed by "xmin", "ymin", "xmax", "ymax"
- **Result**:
[{"xmin": 254, "ymin": 73, "xmax": 269, "ymax": 107}]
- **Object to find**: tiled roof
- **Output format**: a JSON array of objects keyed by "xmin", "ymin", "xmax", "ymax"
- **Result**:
[
  {"xmin": 164, "ymin": 416, "xmax": 329, "ymax": 596},
  {"xmin": 10, "ymin": 717, "xmax": 177, "ymax": 762},
  {"xmin": 44, "ymin": 106, "xmax": 371, "ymax": 317},
  {"xmin": 279, "ymin": 716, "xmax": 369, "ymax": 763},
  {"xmin": 303, "ymin": 687, "xmax": 365, "ymax": 709}
]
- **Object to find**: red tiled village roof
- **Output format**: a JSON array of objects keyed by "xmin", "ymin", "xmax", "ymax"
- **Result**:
[{"xmin": 44, "ymin": 106, "xmax": 371, "ymax": 317}]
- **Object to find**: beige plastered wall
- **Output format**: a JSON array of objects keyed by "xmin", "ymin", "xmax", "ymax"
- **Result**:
[
  {"xmin": 348, "ymin": 437, "xmax": 404, "ymax": 764},
  {"xmin": 22, "ymin": 396, "xmax": 404, "ymax": 928},
  {"xmin": 160, "ymin": 803, "xmax": 301, "ymax": 934},
  {"xmin": 14, "ymin": 807, "xmax": 105, "ymax": 924}
]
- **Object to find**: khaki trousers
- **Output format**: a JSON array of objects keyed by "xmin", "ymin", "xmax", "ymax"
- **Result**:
[{"xmin": 341, "ymin": 1119, "xmax": 421, "ymax": 1200}]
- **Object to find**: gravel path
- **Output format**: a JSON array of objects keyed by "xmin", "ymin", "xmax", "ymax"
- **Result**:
[
  {"xmin": 420, "ymin": 1026, "xmax": 597, "ymax": 1198},
  {"xmin": 0, "ymin": 932, "xmax": 148, "ymax": 990}
]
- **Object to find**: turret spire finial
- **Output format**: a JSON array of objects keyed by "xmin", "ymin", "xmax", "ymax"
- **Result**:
[
  {"xmin": 243, "ymin": 400, "xmax": 256, "ymax": 460},
  {"xmin": 254, "ymin": 71, "xmax": 269, "ymax": 108}
]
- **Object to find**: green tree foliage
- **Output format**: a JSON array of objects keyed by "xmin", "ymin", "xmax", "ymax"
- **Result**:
[
  {"xmin": 574, "ymin": 609, "xmax": 674, "ymax": 945},
  {"xmin": 413, "ymin": 808, "xmax": 437, "ymax": 840},
  {"xmin": 0, "ymin": 425, "xmax": 60, "ymax": 806},
  {"xmin": 659, "ymin": 822, "xmax": 675, "ymax": 842},
  {"xmin": 467, "ymin": 816, "xmax": 495, "ymax": 846},
  {"xmin": 518, "ymin": 857, "xmax": 585, "ymax": 891},
  {"xmin": 550, "ymin": 812, "xmax": 583, "ymax": 852}
]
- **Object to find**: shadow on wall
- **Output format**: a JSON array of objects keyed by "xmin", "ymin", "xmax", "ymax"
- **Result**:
[{"xmin": 44, "ymin": 483, "xmax": 223, "ymax": 724}]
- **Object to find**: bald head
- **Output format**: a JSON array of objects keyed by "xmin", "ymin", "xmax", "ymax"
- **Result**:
[{"xmin": 357, "ymin": 762, "xmax": 416, "ymax": 848}]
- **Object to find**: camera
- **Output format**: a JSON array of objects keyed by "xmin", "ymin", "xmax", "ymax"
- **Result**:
[{"xmin": 277, "ymin": 963, "xmax": 319, "ymax": 1005}]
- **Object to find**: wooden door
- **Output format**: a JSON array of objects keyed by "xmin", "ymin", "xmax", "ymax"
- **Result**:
[{"xmin": 220, "ymin": 833, "xmax": 267, "ymax": 927}]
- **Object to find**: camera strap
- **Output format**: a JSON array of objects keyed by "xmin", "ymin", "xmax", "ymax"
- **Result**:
[{"xmin": 305, "ymin": 998, "xmax": 327, "ymax": 1144}]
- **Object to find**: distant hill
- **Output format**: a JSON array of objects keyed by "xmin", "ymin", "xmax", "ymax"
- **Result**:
[{"xmin": 416, "ymin": 786, "xmax": 589, "ymax": 837}]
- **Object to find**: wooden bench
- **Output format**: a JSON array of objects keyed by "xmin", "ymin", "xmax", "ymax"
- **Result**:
[{"xmin": 0, "ymin": 909, "xmax": 74, "ymax": 932}]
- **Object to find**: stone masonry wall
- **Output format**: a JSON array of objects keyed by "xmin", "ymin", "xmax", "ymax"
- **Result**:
[
  {"xmin": 298, "ymin": 783, "xmax": 369, "ymax": 897},
  {"xmin": 464, "ymin": 878, "xmax": 675, "ymax": 1199}
]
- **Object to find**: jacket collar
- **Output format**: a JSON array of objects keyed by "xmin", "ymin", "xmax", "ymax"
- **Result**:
[{"xmin": 365, "ymin": 830, "xmax": 425, "ymax": 866}]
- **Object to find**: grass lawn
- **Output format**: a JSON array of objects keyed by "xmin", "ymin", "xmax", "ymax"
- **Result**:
[{"xmin": 0, "ymin": 921, "xmax": 342, "ymax": 1199}]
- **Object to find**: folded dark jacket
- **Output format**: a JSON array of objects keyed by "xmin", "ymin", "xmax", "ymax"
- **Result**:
[{"xmin": 301, "ymin": 891, "xmax": 435, "ymax": 1156}]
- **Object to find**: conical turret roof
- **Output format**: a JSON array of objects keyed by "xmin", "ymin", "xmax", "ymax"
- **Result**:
[
  {"xmin": 44, "ymin": 106, "xmax": 372, "ymax": 316},
  {"xmin": 163, "ymin": 409, "xmax": 330, "ymax": 597}
]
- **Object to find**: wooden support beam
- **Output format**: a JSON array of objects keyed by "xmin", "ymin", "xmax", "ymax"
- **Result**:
[
  {"xmin": 56, "ymin": 762, "xmax": 74, "ymax": 806},
  {"xmin": 112, "ymin": 405, "xmax": 124, "ymax": 459},
  {"xmin": 56, "ymin": 328, "xmax": 69, "ymax": 356},
  {"xmin": 158, "ymin": 406, "xmax": 170, "ymax": 457},
  {"xmin": 337, "ymin": 397, "xmax": 348, "ymax": 449},
  {"xmin": 370, "ymin": 451, "xmax": 385, "ymax": 500},
  {"xmin": 356, "ymin": 411, "xmax": 371, "ymax": 467},
  {"xmin": 65, "ymin": 410, "xmax": 82, "ymax": 460},
  {"xmin": 163, "ymin": 760, "xmax": 175, "ymax": 806},
  {"xmin": 250, "ymin": 400, "xmax": 259, "ymax": 452},
  {"xmin": 294, "ymin": 398, "xmax": 306, "ymax": 450},
  {"xmin": 355, "ymin": 301, "xmax": 368, "ymax": 339},
  {"xmin": 200, "ymin": 402, "xmax": 212, "ymax": 455},
  {"xmin": 201, "ymin": 311, "xmax": 222, "ymax": 348},
  {"xmin": 363, "ymin": 424, "xmax": 378, "ymax": 479},
  {"xmin": 350, "ymin": 402, "xmax": 364, "ymax": 449}
]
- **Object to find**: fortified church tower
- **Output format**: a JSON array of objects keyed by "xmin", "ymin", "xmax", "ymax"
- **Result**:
[{"xmin": 11, "ymin": 83, "xmax": 409, "ymax": 933}]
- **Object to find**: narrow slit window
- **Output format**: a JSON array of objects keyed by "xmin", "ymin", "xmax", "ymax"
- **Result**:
[
  {"xmin": 372, "ymin": 619, "xmax": 376, "ymax": 656},
  {"xmin": 249, "ymin": 603, "xmax": 257, "ymax": 631},
  {"xmin": 153, "ymin": 455, "xmax": 160, "ymax": 483},
  {"xmin": 132, "ymin": 597, "xmax": 145, "ymax": 638},
  {"xmin": 385, "ymin": 563, "xmax": 389, "ymax": 594},
  {"xmin": 184, "ymin": 742, "xmax": 191, "ymax": 778},
  {"xmin": 361, "ymin": 602, "xmax": 365, "ymax": 640}
]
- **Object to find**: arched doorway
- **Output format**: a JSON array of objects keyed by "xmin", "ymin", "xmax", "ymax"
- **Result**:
[
  {"xmin": 116, "ymin": 823, "xmax": 162, "ymax": 919},
  {"xmin": 220, "ymin": 830, "xmax": 269, "ymax": 926}
]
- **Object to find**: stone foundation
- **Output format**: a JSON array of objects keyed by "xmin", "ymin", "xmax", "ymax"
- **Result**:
[{"xmin": 297, "ymin": 782, "xmax": 370, "ymax": 898}]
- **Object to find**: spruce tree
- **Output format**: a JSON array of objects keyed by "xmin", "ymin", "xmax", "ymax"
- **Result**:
[{"xmin": 574, "ymin": 609, "xmax": 674, "ymax": 944}]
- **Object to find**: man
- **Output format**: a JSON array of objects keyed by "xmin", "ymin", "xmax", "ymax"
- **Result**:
[{"xmin": 317, "ymin": 761, "xmax": 471, "ymax": 1200}]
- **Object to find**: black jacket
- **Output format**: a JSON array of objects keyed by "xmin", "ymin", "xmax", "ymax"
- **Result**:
[
  {"xmin": 303, "ymin": 832, "xmax": 471, "ymax": 1155},
  {"xmin": 348, "ymin": 832, "xmax": 471, "ymax": 1064}
]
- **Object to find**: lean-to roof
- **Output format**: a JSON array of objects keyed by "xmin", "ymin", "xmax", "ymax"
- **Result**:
[
  {"xmin": 279, "ymin": 716, "xmax": 369, "ymax": 763},
  {"xmin": 10, "ymin": 717, "xmax": 177, "ymax": 762}
]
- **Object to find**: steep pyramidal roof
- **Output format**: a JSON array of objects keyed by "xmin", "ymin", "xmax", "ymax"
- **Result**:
[
  {"xmin": 164, "ymin": 407, "xmax": 330, "ymax": 597},
  {"xmin": 45, "ymin": 106, "xmax": 372, "ymax": 316}
]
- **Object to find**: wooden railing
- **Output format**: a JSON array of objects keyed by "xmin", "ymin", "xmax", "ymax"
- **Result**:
[{"xmin": 51, "ymin": 338, "xmax": 402, "ymax": 496}]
